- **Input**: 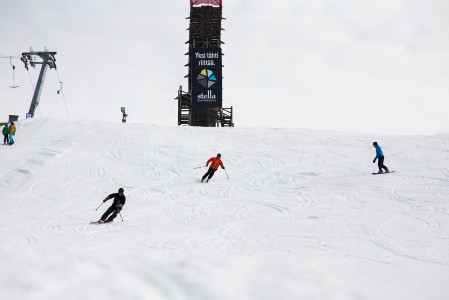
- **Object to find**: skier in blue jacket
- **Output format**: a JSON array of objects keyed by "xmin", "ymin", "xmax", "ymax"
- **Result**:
[{"xmin": 373, "ymin": 142, "xmax": 389, "ymax": 174}]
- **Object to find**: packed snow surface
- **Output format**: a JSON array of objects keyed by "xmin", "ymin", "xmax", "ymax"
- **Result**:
[{"xmin": 1, "ymin": 119, "xmax": 448, "ymax": 300}]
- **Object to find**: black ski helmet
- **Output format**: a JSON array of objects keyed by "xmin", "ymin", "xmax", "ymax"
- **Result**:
[
  {"xmin": 118, "ymin": 188, "xmax": 124, "ymax": 193},
  {"xmin": 217, "ymin": 153, "xmax": 221, "ymax": 158}
]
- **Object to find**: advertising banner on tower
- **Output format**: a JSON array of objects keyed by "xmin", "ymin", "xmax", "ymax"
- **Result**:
[{"xmin": 190, "ymin": 48, "xmax": 222, "ymax": 108}]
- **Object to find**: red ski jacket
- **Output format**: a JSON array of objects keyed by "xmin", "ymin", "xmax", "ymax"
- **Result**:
[{"xmin": 207, "ymin": 157, "xmax": 224, "ymax": 170}]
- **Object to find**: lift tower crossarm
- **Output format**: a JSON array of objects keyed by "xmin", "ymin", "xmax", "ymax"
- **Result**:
[{"xmin": 21, "ymin": 51, "xmax": 57, "ymax": 118}]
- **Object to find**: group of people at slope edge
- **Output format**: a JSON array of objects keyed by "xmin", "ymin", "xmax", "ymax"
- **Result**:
[{"xmin": 2, "ymin": 121, "xmax": 16, "ymax": 145}]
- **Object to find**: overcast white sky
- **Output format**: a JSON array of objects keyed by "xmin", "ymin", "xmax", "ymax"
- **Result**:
[{"xmin": 1, "ymin": 0, "xmax": 448, "ymax": 134}]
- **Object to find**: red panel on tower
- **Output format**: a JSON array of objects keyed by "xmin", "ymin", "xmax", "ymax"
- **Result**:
[{"xmin": 190, "ymin": 0, "xmax": 222, "ymax": 7}]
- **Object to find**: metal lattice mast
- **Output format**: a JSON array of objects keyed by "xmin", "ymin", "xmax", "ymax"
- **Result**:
[{"xmin": 21, "ymin": 50, "xmax": 57, "ymax": 118}]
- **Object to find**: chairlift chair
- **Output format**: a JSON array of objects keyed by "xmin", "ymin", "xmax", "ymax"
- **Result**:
[{"xmin": 9, "ymin": 57, "xmax": 19, "ymax": 88}]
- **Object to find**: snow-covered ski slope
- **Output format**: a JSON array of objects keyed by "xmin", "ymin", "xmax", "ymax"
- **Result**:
[{"xmin": 1, "ymin": 119, "xmax": 449, "ymax": 300}]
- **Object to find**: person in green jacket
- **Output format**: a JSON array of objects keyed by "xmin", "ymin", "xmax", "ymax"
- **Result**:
[{"xmin": 2, "ymin": 124, "xmax": 9, "ymax": 145}]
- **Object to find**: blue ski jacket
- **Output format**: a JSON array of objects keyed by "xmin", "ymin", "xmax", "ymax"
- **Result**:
[{"xmin": 375, "ymin": 145, "xmax": 384, "ymax": 158}]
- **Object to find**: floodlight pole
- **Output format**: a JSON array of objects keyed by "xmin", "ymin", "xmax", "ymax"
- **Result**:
[
  {"xmin": 121, "ymin": 107, "xmax": 128, "ymax": 123},
  {"xmin": 21, "ymin": 50, "xmax": 57, "ymax": 118}
]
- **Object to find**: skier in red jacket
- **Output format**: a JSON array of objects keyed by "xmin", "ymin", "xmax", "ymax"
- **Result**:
[{"xmin": 201, "ymin": 153, "xmax": 225, "ymax": 183}]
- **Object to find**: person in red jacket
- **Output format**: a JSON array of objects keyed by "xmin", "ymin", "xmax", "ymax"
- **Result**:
[{"xmin": 201, "ymin": 153, "xmax": 225, "ymax": 183}]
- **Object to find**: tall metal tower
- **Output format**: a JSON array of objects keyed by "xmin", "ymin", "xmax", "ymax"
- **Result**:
[
  {"xmin": 175, "ymin": 0, "xmax": 233, "ymax": 127},
  {"xmin": 21, "ymin": 50, "xmax": 57, "ymax": 118}
]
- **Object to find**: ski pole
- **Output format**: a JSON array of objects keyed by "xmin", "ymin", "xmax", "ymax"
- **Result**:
[
  {"xmin": 194, "ymin": 166, "xmax": 206, "ymax": 169},
  {"xmin": 95, "ymin": 201, "xmax": 104, "ymax": 211},
  {"xmin": 118, "ymin": 211, "xmax": 124, "ymax": 222},
  {"xmin": 224, "ymin": 169, "xmax": 229, "ymax": 179}
]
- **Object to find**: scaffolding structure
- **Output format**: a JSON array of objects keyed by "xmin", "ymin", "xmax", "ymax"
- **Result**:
[{"xmin": 175, "ymin": 0, "xmax": 233, "ymax": 127}]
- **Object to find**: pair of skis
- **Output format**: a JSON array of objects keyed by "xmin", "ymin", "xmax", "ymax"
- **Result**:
[
  {"xmin": 372, "ymin": 170, "xmax": 395, "ymax": 175},
  {"xmin": 90, "ymin": 220, "xmax": 112, "ymax": 224}
]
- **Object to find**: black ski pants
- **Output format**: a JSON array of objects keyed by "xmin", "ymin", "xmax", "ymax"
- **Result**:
[
  {"xmin": 202, "ymin": 168, "xmax": 217, "ymax": 181},
  {"xmin": 378, "ymin": 156, "xmax": 388, "ymax": 172},
  {"xmin": 101, "ymin": 205, "xmax": 120, "ymax": 222},
  {"xmin": 3, "ymin": 134, "xmax": 9, "ymax": 144}
]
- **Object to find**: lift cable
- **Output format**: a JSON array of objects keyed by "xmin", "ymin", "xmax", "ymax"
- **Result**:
[{"xmin": 56, "ymin": 68, "xmax": 70, "ymax": 119}]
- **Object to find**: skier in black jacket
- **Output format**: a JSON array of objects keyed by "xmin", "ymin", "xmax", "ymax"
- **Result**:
[{"xmin": 98, "ymin": 188, "xmax": 126, "ymax": 223}]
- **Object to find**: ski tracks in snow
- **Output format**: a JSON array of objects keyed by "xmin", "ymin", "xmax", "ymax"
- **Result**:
[{"xmin": 2, "ymin": 120, "xmax": 449, "ymax": 300}]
